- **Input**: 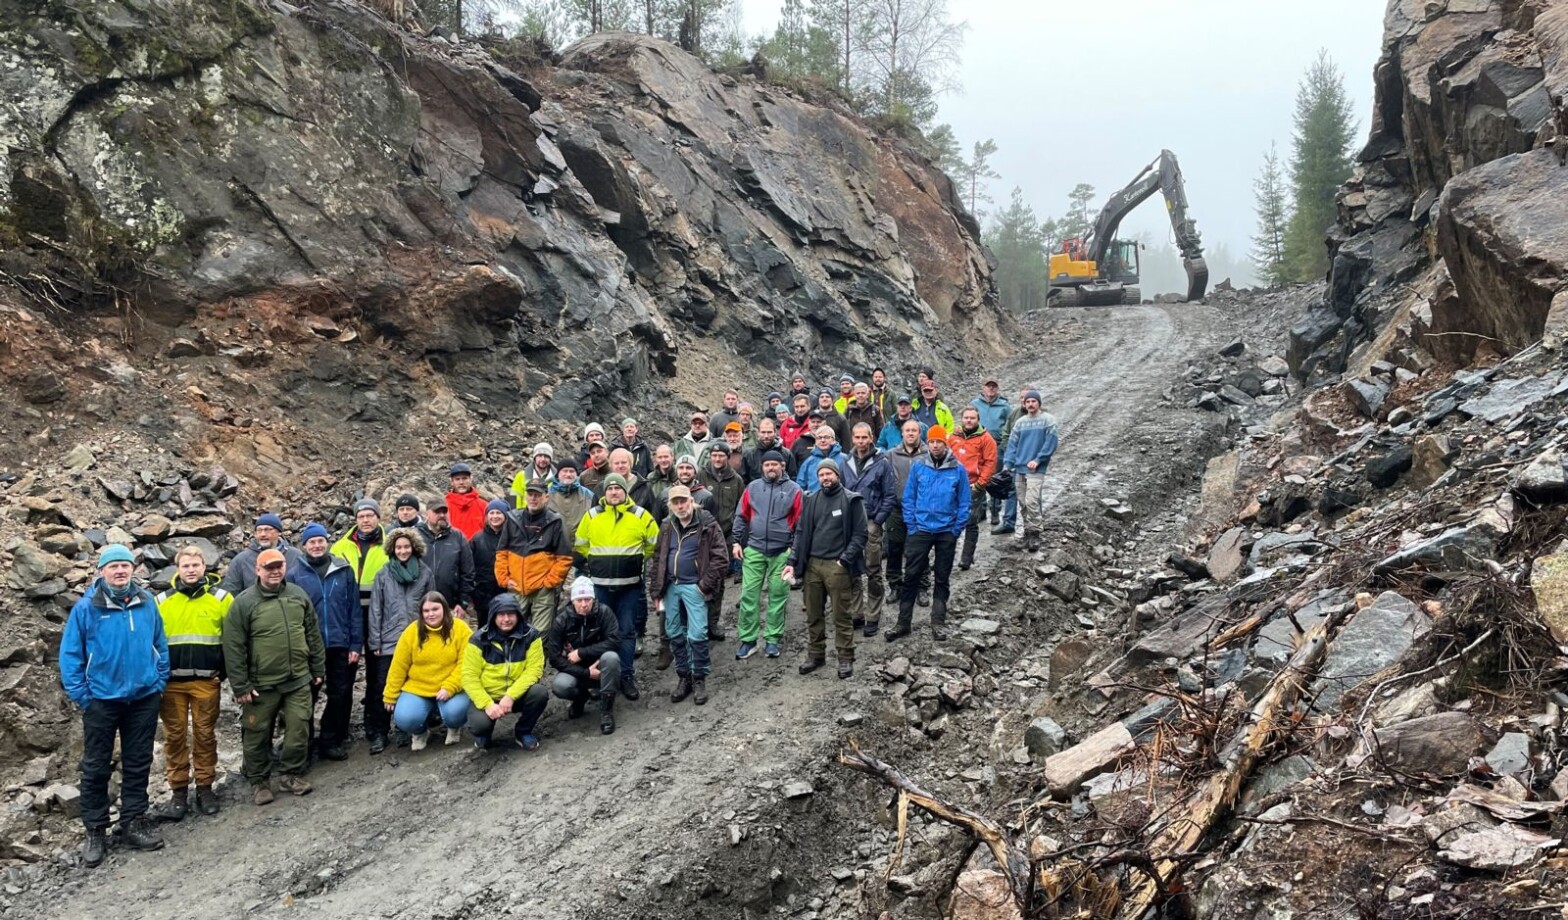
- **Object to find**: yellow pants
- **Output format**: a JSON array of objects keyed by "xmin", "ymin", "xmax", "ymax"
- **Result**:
[{"xmin": 160, "ymin": 678, "xmax": 221, "ymax": 788}]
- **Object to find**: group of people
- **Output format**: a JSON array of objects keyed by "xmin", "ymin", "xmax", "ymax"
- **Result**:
[{"xmin": 56, "ymin": 365, "xmax": 1059, "ymax": 868}]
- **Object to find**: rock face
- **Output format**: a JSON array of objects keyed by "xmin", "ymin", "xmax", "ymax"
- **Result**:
[
  {"xmin": 1289, "ymin": 0, "xmax": 1568, "ymax": 377},
  {"xmin": 0, "ymin": 2, "xmax": 1005, "ymax": 429}
]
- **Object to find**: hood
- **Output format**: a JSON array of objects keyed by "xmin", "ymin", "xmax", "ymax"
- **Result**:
[
  {"xmin": 383, "ymin": 526, "xmax": 427, "ymax": 557},
  {"xmin": 919, "ymin": 450, "xmax": 961, "ymax": 471},
  {"xmin": 813, "ymin": 443, "xmax": 844, "ymax": 460}
]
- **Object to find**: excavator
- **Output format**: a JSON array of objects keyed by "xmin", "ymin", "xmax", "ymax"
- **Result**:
[{"xmin": 1046, "ymin": 149, "xmax": 1208, "ymax": 307}]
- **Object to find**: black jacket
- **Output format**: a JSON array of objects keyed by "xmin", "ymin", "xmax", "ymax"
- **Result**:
[
  {"xmin": 416, "ymin": 523, "xmax": 476, "ymax": 612},
  {"xmin": 742, "ymin": 439, "xmax": 799, "ymax": 482},
  {"xmin": 469, "ymin": 523, "xmax": 505, "ymax": 615},
  {"xmin": 546, "ymin": 601, "xmax": 621, "ymax": 679},
  {"xmin": 788, "ymin": 483, "xmax": 868, "ymax": 576}
]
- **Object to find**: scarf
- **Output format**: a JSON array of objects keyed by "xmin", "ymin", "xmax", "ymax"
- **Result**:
[
  {"xmin": 386, "ymin": 556, "xmax": 421, "ymax": 585},
  {"xmin": 106, "ymin": 580, "xmax": 137, "ymax": 602}
]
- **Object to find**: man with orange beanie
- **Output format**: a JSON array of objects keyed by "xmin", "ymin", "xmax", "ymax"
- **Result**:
[{"xmin": 886, "ymin": 425, "xmax": 969, "ymax": 643}]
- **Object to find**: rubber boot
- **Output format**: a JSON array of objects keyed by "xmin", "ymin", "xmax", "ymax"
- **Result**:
[
  {"xmin": 930, "ymin": 599, "xmax": 949, "ymax": 642},
  {"xmin": 884, "ymin": 601, "xmax": 915, "ymax": 642},
  {"xmin": 600, "ymin": 689, "xmax": 618, "ymax": 735}
]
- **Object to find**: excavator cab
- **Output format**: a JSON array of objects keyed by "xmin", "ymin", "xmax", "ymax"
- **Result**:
[{"xmin": 1101, "ymin": 239, "xmax": 1140, "ymax": 286}]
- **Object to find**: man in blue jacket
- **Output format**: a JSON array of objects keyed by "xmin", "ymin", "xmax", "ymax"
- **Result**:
[
  {"xmin": 888, "ymin": 427, "xmax": 969, "ymax": 643},
  {"xmin": 796, "ymin": 425, "xmax": 845, "ymax": 495},
  {"xmin": 840, "ymin": 422, "xmax": 896, "ymax": 637},
  {"xmin": 287, "ymin": 523, "xmax": 363, "ymax": 762},
  {"xmin": 59, "ymin": 544, "xmax": 170, "ymax": 867},
  {"xmin": 970, "ymin": 379, "xmax": 1012, "ymax": 525},
  {"xmin": 1001, "ymin": 389, "xmax": 1061, "ymax": 552}
]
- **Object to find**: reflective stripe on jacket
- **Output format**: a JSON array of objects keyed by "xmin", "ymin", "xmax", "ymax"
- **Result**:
[
  {"xmin": 156, "ymin": 574, "xmax": 232, "ymax": 680},
  {"xmin": 573, "ymin": 499, "xmax": 658, "ymax": 587}
]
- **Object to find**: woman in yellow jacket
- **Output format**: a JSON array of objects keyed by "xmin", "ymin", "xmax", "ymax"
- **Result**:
[
  {"xmin": 461, "ymin": 594, "xmax": 549, "ymax": 751},
  {"xmin": 383, "ymin": 592, "xmax": 473, "ymax": 751}
]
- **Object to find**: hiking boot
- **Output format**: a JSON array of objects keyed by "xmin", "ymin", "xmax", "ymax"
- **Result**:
[
  {"xmin": 196, "ymin": 785, "xmax": 220, "ymax": 816},
  {"xmin": 917, "ymin": 589, "xmax": 931, "ymax": 608},
  {"xmin": 599, "ymin": 691, "xmax": 617, "ymax": 735},
  {"xmin": 252, "ymin": 783, "xmax": 275, "ymax": 806},
  {"xmin": 798, "ymin": 658, "xmax": 826, "ymax": 675},
  {"xmin": 410, "ymin": 731, "xmax": 430, "ymax": 752},
  {"xmin": 991, "ymin": 524, "xmax": 1015, "ymax": 535},
  {"xmin": 620, "ymin": 675, "xmax": 641, "ymax": 701},
  {"xmin": 120, "ymin": 815, "xmax": 165, "ymax": 851},
  {"xmin": 515, "ymin": 732, "xmax": 540, "ymax": 752},
  {"xmin": 368, "ymin": 734, "xmax": 387, "ymax": 755},
  {"xmin": 736, "ymin": 641, "xmax": 757, "ymax": 660},
  {"xmin": 445, "ymin": 727, "xmax": 464, "ymax": 745},
  {"xmin": 672, "ymin": 675, "xmax": 693, "ymax": 703},
  {"xmin": 838, "ymin": 662, "xmax": 854, "ymax": 680},
  {"xmin": 931, "ymin": 599, "xmax": 949, "ymax": 642},
  {"xmin": 655, "ymin": 640, "xmax": 673, "ymax": 671},
  {"xmin": 1023, "ymin": 532, "xmax": 1040, "ymax": 552},
  {"xmin": 693, "ymin": 677, "xmax": 708, "ymax": 705},
  {"xmin": 764, "ymin": 642, "xmax": 781, "ymax": 658},
  {"xmin": 852, "ymin": 616, "xmax": 865, "ymax": 631},
  {"xmin": 155, "ymin": 786, "xmax": 188, "ymax": 823},
  {"xmin": 567, "ymin": 694, "xmax": 587, "ymax": 719},
  {"xmin": 320, "ymin": 743, "xmax": 348, "ymax": 762},
  {"xmin": 81, "ymin": 826, "xmax": 108, "ymax": 868},
  {"xmin": 277, "ymin": 774, "xmax": 313, "ymax": 797},
  {"xmin": 863, "ymin": 621, "xmax": 880, "ymax": 638},
  {"xmin": 958, "ymin": 561, "xmax": 972, "ymax": 571}
]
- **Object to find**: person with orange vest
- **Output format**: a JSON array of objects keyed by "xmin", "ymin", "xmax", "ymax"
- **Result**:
[
  {"xmin": 947, "ymin": 407, "xmax": 998, "ymax": 571},
  {"xmin": 495, "ymin": 480, "xmax": 573, "ymax": 633}
]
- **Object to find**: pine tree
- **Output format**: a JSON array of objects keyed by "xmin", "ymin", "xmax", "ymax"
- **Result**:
[
  {"xmin": 983, "ymin": 188, "xmax": 1051, "ymax": 312},
  {"xmin": 1059, "ymin": 183, "xmax": 1095, "ymax": 241},
  {"xmin": 809, "ymin": 0, "xmax": 869, "ymax": 98},
  {"xmin": 960, "ymin": 138, "xmax": 998, "ymax": 219},
  {"xmin": 1282, "ymin": 49, "xmax": 1357, "ymax": 281},
  {"xmin": 1251, "ymin": 143, "xmax": 1291, "ymax": 287},
  {"xmin": 922, "ymin": 123, "xmax": 964, "ymax": 177}
]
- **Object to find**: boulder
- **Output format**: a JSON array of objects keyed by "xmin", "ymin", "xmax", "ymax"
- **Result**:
[
  {"xmin": 1364, "ymin": 445, "xmax": 1414, "ymax": 489},
  {"xmin": 1515, "ymin": 449, "xmax": 1568, "ymax": 503},
  {"xmin": 9, "ymin": 544, "xmax": 67, "ymax": 589},
  {"xmin": 1410, "ymin": 434, "xmax": 1456, "ymax": 489},
  {"xmin": 947, "ymin": 868, "xmax": 1022, "ymax": 920},
  {"xmin": 1206, "ymin": 527, "xmax": 1248, "ymax": 583},
  {"xmin": 1024, "ymin": 717, "xmax": 1068, "ymax": 759},
  {"xmin": 1370, "ymin": 712, "xmax": 1485, "ymax": 775},
  {"xmin": 1043, "ymin": 723, "xmax": 1135, "ymax": 796},
  {"xmin": 1531, "ymin": 550, "xmax": 1568, "ymax": 644},
  {"xmin": 1314, "ymin": 591, "xmax": 1431, "ymax": 711},
  {"xmin": 1346, "ymin": 378, "xmax": 1389, "ymax": 418},
  {"xmin": 1048, "ymin": 639, "xmax": 1095, "ymax": 690},
  {"xmin": 1459, "ymin": 372, "xmax": 1566, "ymax": 423}
]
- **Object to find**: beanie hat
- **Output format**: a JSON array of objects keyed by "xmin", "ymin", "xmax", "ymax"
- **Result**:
[
  {"xmin": 486, "ymin": 498, "xmax": 510, "ymax": 514},
  {"xmin": 533, "ymin": 442, "xmax": 554, "ymax": 457},
  {"xmin": 767, "ymin": 391, "xmax": 783, "ymax": 401},
  {"xmin": 709, "ymin": 443, "xmax": 731, "ymax": 456},
  {"xmin": 301, "ymin": 523, "xmax": 330, "ymax": 543},
  {"xmin": 839, "ymin": 373, "xmax": 854, "ymax": 383},
  {"xmin": 621, "ymin": 417, "xmax": 638, "ymax": 429},
  {"xmin": 488, "ymin": 594, "xmax": 522, "ymax": 618},
  {"xmin": 255, "ymin": 513, "xmax": 283, "ymax": 531},
  {"xmin": 761, "ymin": 450, "xmax": 786, "ymax": 465},
  {"xmin": 584, "ymin": 422, "xmax": 606, "ymax": 439},
  {"xmin": 675, "ymin": 455, "xmax": 697, "ymax": 470},
  {"xmin": 603, "ymin": 473, "xmax": 630, "ymax": 492},
  {"xmin": 927, "ymin": 425, "xmax": 949, "ymax": 441},
  {"xmin": 556, "ymin": 459, "xmax": 579, "ymax": 473},
  {"xmin": 816, "ymin": 458, "xmax": 840, "ymax": 476},
  {"xmin": 354, "ymin": 498, "xmax": 381, "ymax": 515},
  {"xmin": 97, "ymin": 544, "xmax": 134, "ymax": 569},
  {"xmin": 395, "ymin": 493, "xmax": 421, "ymax": 511},
  {"xmin": 818, "ymin": 388, "xmax": 834, "ymax": 399},
  {"xmin": 570, "ymin": 575, "xmax": 596, "ymax": 601}
]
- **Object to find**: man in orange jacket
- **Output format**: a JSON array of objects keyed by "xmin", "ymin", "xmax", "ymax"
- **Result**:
[
  {"xmin": 948, "ymin": 406, "xmax": 998, "ymax": 571},
  {"xmin": 446, "ymin": 463, "xmax": 488, "ymax": 539},
  {"xmin": 494, "ymin": 480, "xmax": 573, "ymax": 632}
]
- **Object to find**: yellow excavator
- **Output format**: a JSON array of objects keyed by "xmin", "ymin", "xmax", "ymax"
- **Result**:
[{"xmin": 1047, "ymin": 149, "xmax": 1208, "ymax": 307}]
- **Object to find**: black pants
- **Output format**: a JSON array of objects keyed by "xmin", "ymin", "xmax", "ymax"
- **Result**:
[
  {"xmin": 81, "ymin": 692, "xmax": 161, "ymax": 829},
  {"xmin": 884, "ymin": 509, "xmax": 931, "ymax": 594},
  {"xmin": 901, "ymin": 531, "xmax": 957, "ymax": 607},
  {"xmin": 962, "ymin": 488, "xmax": 985, "ymax": 566},
  {"xmin": 319, "ymin": 648, "xmax": 358, "ymax": 748},
  {"xmin": 363, "ymin": 652, "xmax": 394, "ymax": 739}
]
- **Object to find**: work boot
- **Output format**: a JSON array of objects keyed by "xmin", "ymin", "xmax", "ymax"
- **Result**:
[
  {"xmin": 620, "ymin": 674, "xmax": 641, "ymax": 701},
  {"xmin": 368, "ymin": 733, "xmax": 387, "ymax": 755},
  {"xmin": 917, "ymin": 588, "xmax": 931, "ymax": 608},
  {"xmin": 1023, "ymin": 532, "xmax": 1040, "ymax": 552},
  {"xmin": 884, "ymin": 602, "xmax": 915, "ymax": 642},
  {"xmin": 567, "ymin": 692, "xmax": 587, "ymax": 719},
  {"xmin": 693, "ymin": 677, "xmax": 708, "ymax": 705},
  {"xmin": 81, "ymin": 826, "xmax": 108, "ymax": 868},
  {"xmin": 253, "ymin": 783, "xmax": 275, "ymax": 806},
  {"xmin": 277, "ymin": 774, "xmax": 313, "ymax": 797},
  {"xmin": 600, "ymin": 690, "xmax": 617, "ymax": 735},
  {"xmin": 991, "ymin": 524, "xmax": 1015, "ymax": 535},
  {"xmin": 122, "ymin": 816, "xmax": 164, "ymax": 852},
  {"xmin": 320, "ymin": 743, "xmax": 348, "ymax": 762},
  {"xmin": 655, "ymin": 639, "xmax": 673, "ymax": 671},
  {"xmin": 196, "ymin": 785, "xmax": 220, "ymax": 816},
  {"xmin": 931, "ymin": 599, "xmax": 949, "ymax": 642},
  {"xmin": 838, "ymin": 662, "xmax": 854, "ymax": 680},
  {"xmin": 672, "ymin": 674, "xmax": 693, "ymax": 704},
  {"xmin": 798, "ymin": 657, "xmax": 826, "ymax": 675},
  {"xmin": 155, "ymin": 786, "xmax": 188, "ymax": 823},
  {"xmin": 863, "ymin": 621, "xmax": 880, "ymax": 638}
]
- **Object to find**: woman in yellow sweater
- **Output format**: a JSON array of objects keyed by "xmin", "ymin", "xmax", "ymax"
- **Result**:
[{"xmin": 383, "ymin": 592, "xmax": 473, "ymax": 751}]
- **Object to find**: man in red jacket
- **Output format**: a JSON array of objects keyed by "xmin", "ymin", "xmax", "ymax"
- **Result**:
[
  {"xmin": 446, "ymin": 463, "xmax": 487, "ymax": 539},
  {"xmin": 947, "ymin": 407, "xmax": 998, "ymax": 571}
]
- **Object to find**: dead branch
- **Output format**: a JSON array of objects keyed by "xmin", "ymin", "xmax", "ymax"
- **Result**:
[{"xmin": 839, "ymin": 744, "xmax": 1033, "ymax": 908}]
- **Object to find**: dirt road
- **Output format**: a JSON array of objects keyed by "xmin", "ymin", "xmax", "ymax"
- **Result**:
[{"xmin": 10, "ymin": 303, "xmax": 1242, "ymax": 920}]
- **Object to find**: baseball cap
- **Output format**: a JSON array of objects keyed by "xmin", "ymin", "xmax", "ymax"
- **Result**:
[
  {"xmin": 666, "ymin": 484, "xmax": 692, "ymax": 502},
  {"xmin": 257, "ymin": 548, "xmax": 287, "ymax": 569},
  {"xmin": 525, "ymin": 479, "xmax": 548, "ymax": 494},
  {"xmin": 449, "ymin": 462, "xmax": 472, "ymax": 476}
]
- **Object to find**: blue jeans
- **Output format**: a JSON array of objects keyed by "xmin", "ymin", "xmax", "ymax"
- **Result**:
[
  {"xmin": 1001, "ymin": 489, "xmax": 1017, "ymax": 528},
  {"xmin": 596, "ymin": 584, "xmax": 646, "ymax": 682},
  {"xmin": 391, "ymin": 691, "xmax": 470, "ymax": 735},
  {"xmin": 664, "ymin": 583, "xmax": 711, "ymax": 677}
]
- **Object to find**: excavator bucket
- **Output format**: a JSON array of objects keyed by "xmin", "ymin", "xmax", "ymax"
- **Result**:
[{"xmin": 1184, "ymin": 257, "xmax": 1209, "ymax": 302}]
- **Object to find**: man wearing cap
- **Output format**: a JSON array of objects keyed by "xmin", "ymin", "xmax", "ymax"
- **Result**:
[
  {"xmin": 667, "ymin": 455, "xmax": 717, "ymax": 523},
  {"xmin": 576, "ymin": 422, "xmax": 609, "ymax": 468},
  {"xmin": 700, "ymin": 442, "xmax": 744, "ymax": 640},
  {"xmin": 511, "ymin": 443, "xmax": 557, "ymax": 509},
  {"xmin": 675, "ymin": 410, "xmax": 714, "ymax": 463},
  {"xmin": 547, "ymin": 460, "xmax": 596, "ymax": 539},
  {"xmin": 649, "ymin": 484, "xmax": 728, "ymax": 705},
  {"xmin": 496, "ymin": 478, "xmax": 573, "ymax": 632},
  {"xmin": 60, "ymin": 545, "xmax": 170, "ymax": 865},
  {"xmin": 869, "ymin": 368, "xmax": 891, "ymax": 420},
  {"xmin": 289, "ymin": 523, "xmax": 361, "ymax": 762},
  {"xmin": 844, "ymin": 382, "xmax": 885, "ymax": 439},
  {"xmin": 912, "ymin": 380, "xmax": 956, "ymax": 436},
  {"xmin": 949, "ymin": 407, "xmax": 999, "ymax": 571},
  {"xmin": 154, "ymin": 544, "xmax": 232, "ymax": 821},
  {"xmin": 732, "ymin": 450, "xmax": 803, "ymax": 660},
  {"xmin": 889, "ymin": 426, "xmax": 969, "ymax": 642},
  {"xmin": 780, "ymin": 393, "xmax": 813, "ymax": 449},
  {"xmin": 877, "ymin": 395, "xmax": 920, "ymax": 450},
  {"xmin": 417, "ymin": 496, "xmax": 477, "ymax": 620},
  {"xmin": 709, "ymin": 390, "xmax": 742, "ymax": 434},
  {"xmin": 744, "ymin": 418, "xmax": 798, "ymax": 482},
  {"xmin": 469, "ymin": 500, "xmax": 510, "ymax": 623},
  {"xmin": 816, "ymin": 388, "xmax": 851, "ymax": 445},
  {"xmin": 783, "ymin": 459, "xmax": 868, "ymax": 679},
  {"xmin": 547, "ymin": 576, "xmax": 623, "ymax": 735},
  {"xmin": 445, "ymin": 463, "xmax": 488, "ymax": 539},
  {"xmin": 884, "ymin": 417, "xmax": 931, "ymax": 608},
  {"xmin": 797, "ymin": 425, "xmax": 845, "ymax": 495},
  {"xmin": 721, "ymin": 423, "xmax": 749, "ymax": 478},
  {"xmin": 971, "ymin": 380, "xmax": 1012, "ymax": 526},
  {"xmin": 220, "ymin": 513, "xmax": 304, "ymax": 595},
  {"xmin": 332, "ymin": 498, "xmax": 388, "ymax": 630},
  {"xmin": 609, "ymin": 418, "xmax": 653, "ymax": 478},
  {"xmin": 841, "ymin": 422, "xmax": 896, "ymax": 637},
  {"xmin": 832, "ymin": 374, "xmax": 856, "ymax": 414},
  {"xmin": 462, "ymin": 595, "xmax": 549, "ymax": 751},
  {"xmin": 573, "ymin": 473, "xmax": 659, "ymax": 700},
  {"xmin": 224, "ymin": 548, "xmax": 325, "ymax": 804},
  {"xmin": 579, "ymin": 442, "xmax": 612, "ymax": 497},
  {"xmin": 1002, "ymin": 389, "xmax": 1060, "ymax": 551}
]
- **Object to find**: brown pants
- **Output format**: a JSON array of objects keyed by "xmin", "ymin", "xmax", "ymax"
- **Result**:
[
  {"xmin": 160, "ymin": 677, "xmax": 221, "ymax": 788},
  {"xmin": 804, "ymin": 557, "xmax": 856, "ymax": 662}
]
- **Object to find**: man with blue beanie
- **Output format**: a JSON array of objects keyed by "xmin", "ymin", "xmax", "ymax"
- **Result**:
[
  {"xmin": 60, "ymin": 544, "xmax": 169, "ymax": 867},
  {"xmin": 221, "ymin": 512, "xmax": 305, "ymax": 594},
  {"xmin": 287, "ymin": 522, "xmax": 361, "ymax": 762}
]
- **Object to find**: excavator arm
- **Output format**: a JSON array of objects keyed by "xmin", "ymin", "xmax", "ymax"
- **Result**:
[{"xmin": 1083, "ymin": 150, "xmax": 1208, "ymax": 302}]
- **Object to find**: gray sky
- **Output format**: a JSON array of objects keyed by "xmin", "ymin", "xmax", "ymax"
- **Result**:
[{"xmin": 741, "ymin": 0, "xmax": 1386, "ymax": 272}]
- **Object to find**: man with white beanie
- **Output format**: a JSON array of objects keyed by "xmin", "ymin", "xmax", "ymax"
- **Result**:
[{"xmin": 546, "ymin": 576, "xmax": 623, "ymax": 735}]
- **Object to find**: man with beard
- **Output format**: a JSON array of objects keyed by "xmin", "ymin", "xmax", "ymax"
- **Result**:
[
  {"xmin": 887, "ymin": 427, "xmax": 968, "ymax": 642},
  {"xmin": 648, "ymin": 485, "xmax": 728, "ymax": 705},
  {"xmin": 416, "ymin": 498, "xmax": 476, "ymax": 622},
  {"xmin": 783, "ymin": 460, "xmax": 868, "ymax": 679},
  {"xmin": 839, "ymin": 423, "xmax": 895, "ymax": 637},
  {"xmin": 445, "ymin": 462, "xmax": 487, "ymax": 539},
  {"xmin": 496, "ymin": 480, "xmax": 573, "ymax": 633},
  {"xmin": 732, "ymin": 452, "xmax": 802, "ymax": 660},
  {"xmin": 743, "ymin": 417, "xmax": 798, "ymax": 481}
]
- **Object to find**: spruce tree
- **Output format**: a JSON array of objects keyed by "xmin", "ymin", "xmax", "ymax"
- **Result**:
[
  {"xmin": 1282, "ymin": 49, "xmax": 1357, "ymax": 281},
  {"xmin": 1251, "ymin": 143, "xmax": 1291, "ymax": 287},
  {"xmin": 983, "ymin": 188, "xmax": 1051, "ymax": 312}
]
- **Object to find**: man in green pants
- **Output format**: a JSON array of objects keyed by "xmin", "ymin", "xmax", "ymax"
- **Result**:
[
  {"xmin": 731, "ymin": 451, "xmax": 802, "ymax": 660},
  {"xmin": 223, "ymin": 548, "xmax": 325, "ymax": 806}
]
